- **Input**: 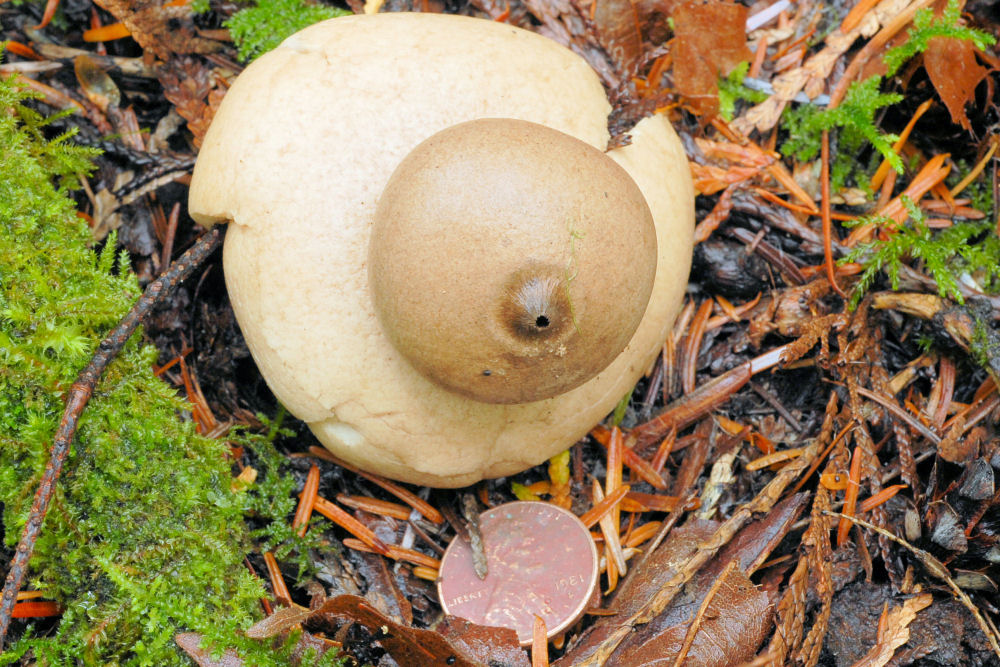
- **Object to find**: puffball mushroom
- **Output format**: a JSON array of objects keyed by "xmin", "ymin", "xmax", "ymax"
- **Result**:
[
  {"xmin": 188, "ymin": 12, "xmax": 695, "ymax": 487},
  {"xmin": 370, "ymin": 118, "xmax": 658, "ymax": 404}
]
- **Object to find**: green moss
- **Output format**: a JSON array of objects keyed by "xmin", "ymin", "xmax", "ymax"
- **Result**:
[
  {"xmin": 882, "ymin": 0, "xmax": 995, "ymax": 75},
  {"xmin": 841, "ymin": 197, "xmax": 1000, "ymax": 308},
  {"xmin": 968, "ymin": 306, "xmax": 1000, "ymax": 376},
  {"xmin": 242, "ymin": 412, "xmax": 332, "ymax": 579},
  {"xmin": 778, "ymin": 0, "xmax": 994, "ymax": 192},
  {"xmin": 225, "ymin": 0, "xmax": 350, "ymax": 62},
  {"xmin": 948, "ymin": 159, "xmax": 996, "ymax": 215},
  {"xmin": 781, "ymin": 77, "xmax": 902, "ymax": 191},
  {"xmin": 0, "ymin": 75, "xmax": 336, "ymax": 665},
  {"xmin": 717, "ymin": 62, "xmax": 767, "ymax": 122}
]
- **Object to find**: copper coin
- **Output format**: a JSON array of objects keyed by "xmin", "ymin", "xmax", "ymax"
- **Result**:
[{"xmin": 437, "ymin": 501, "xmax": 599, "ymax": 645}]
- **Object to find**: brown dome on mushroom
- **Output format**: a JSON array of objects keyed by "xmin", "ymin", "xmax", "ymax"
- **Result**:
[{"xmin": 370, "ymin": 118, "xmax": 658, "ymax": 404}]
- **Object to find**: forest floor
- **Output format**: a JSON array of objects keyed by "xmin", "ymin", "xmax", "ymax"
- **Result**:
[{"xmin": 3, "ymin": 0, "xmax": 1000, "ymax": 664}]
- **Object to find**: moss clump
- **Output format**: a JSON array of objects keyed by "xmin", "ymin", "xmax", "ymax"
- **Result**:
[
  {"xmin": 717, "ymin": 61, "xmax": 767, "ymax": 122},
  {"xmin": 225, "ymin": 0, "xmax": 350, "ymax": 62},
  {"xmin": 841, "ymin": 197, "xmax": 1000, "ymax": 308},
  {"xmin": 779, "ymin": 0, "xmax": 994, "ymax": 192},
  {"xmin": 781, "ymin": 77, "xmax": 903, "ymax": 191},
  {"xmin": 881, "ymin": 0, "xmax": 995, "ymax": 75},
  {"xmin": 0, "ymin": 75, "xmax": 333, "ymax": 665}
]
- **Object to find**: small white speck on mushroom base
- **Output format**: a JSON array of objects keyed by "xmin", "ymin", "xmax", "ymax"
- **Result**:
[
  {"xmin": 325, "ymin": 422, "xmax": 365, "ymax": 449},
  {"xmin": 188, "ymin": 12, "xmax": 694, "ymax": 487}
]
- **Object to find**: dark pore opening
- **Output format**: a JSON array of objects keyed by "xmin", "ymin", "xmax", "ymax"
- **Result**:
[{"xmin": 499, "ymin": 270, "xmax": 566, "ymax": 340}]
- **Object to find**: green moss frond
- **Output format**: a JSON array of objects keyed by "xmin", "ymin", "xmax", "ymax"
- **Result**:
[
  {"xmin": 782, "ymin": 77, "xmax": 902, "ymax": 190},
  {"xmin": 0, "ymin": 76, "xmax": 99, "ymax": 192},
  {"xmin": 883, "ymin": 0, "xmax": 995, "ymax": 75},
  {"xmin": 225, "ymin": 0, "xmax": 350, "ymax": 62},
  {"xmin": 717, "ymin": 62, "xmax": 767, "ymax": 122},
  {"xmin": 841, "ymin": 197, "xmax": 1000, "ymax": 308}
]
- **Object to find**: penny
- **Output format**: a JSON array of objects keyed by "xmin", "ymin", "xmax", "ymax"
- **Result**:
[{"xmin": 437, "ymin": 501, "xmax": 599, "ymax": 646}]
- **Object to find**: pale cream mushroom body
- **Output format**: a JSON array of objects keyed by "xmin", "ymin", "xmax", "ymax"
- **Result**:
[{"xmin": 189, "ymin": 12, "xmax": 694, "ymax": 487}]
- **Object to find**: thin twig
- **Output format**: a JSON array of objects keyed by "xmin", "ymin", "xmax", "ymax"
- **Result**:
[
  {"xmin": 854, "ymin": 386, "xmax": 942, "ymax": 445},
  {"xmin": 821, "ymin": 130, "xmax": 846, "ymax": 298},
  {"xmin": 0, "ymin": 227, "xmax": 224, "ymax": 648},
  {"xmin": 750, "ymin": 381, "xmax": 804, "ymax": 432}
]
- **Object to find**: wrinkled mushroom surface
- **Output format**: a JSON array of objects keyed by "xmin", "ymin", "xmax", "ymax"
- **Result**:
[{"xmin": 189, "ymin": 13, "xmax": 694, "ymax": 487}]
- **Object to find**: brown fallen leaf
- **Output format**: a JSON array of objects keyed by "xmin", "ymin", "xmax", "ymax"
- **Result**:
[
  {"xmin": 671, "ymin": 0, "xmax": 753, "ymax": 115},
  {"xmin": 175, "ymin": 633, "xmax": 245, "ymax": 667},
  {"xmin": 73, "ymin": 55, "xmax": 121, "ymax": 114},
  {"xmin": 555, "ymin": 520, "xmax": 715, "ymax": 665},
  {"xmin": 924, "ymin": 35, "xmax": 991, "ymax": 130},
  {"xmin": 610, "ymin": 494, "xmax": 808, "ymax": 665},
  {"xmin": 937, "ymin": 414, "xmax": 977, "ymax": 463},
  {"xmin": 850, "ymin": 593, "xmax": 934, "ymax": 667},
  {"xmin": 557, "ymin": 494, "xmax": 808, "ymax": 666},
  {"xmin": 593, "ymin": 0, "xmax": 643, "ymax": 79},
  {"xmin": 612, "ymin": 565, "xmax": 770, "ymax": 666},
  {"xmin": 436, "ymin": 615, "xmax": 534, "ymax": 667},
  {"xmin": 246, "ymin": 594, "xmax": 529, "ymax": 667}
]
